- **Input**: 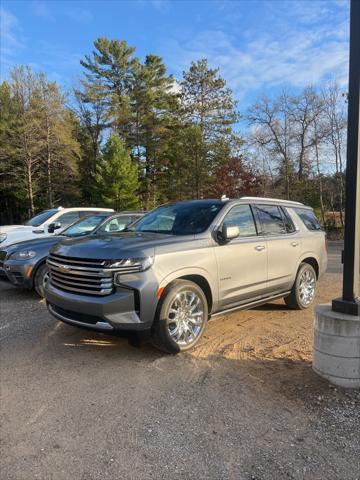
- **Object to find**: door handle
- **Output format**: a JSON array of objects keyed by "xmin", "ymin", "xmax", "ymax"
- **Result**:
[
  {"xmin": 291, "ymin": 242, "xmax": 299, "ymax": 247},
  {"xmin": 255, "ymin": 245, "xmax": 266, "ymax": 251}
]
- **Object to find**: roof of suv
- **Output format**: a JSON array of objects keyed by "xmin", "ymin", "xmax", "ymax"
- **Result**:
[
  {"xmin": 56, "ymin": 207, "xmax": 114, "ymax": 212},
  {"xmin": 160, "ymin": 197, "xmax": 307, "ymax": 208}
]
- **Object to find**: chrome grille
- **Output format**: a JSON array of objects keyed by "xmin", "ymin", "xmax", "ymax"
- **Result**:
[{"xmin": 47, "ymin": 253, "xmax": 114, "ymax": 296}]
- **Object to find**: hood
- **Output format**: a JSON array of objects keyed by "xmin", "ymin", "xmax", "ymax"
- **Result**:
[
  {"xmin": 50, "ymin": 232, "xmax": 191, "ymax": 260},
  {"xmin": 3, "ymin": 235, "xmax": 65, "ymax": 253},
  {"xmin": 0, "ymin": 225, "xmax": 32, "ymax": 233}
]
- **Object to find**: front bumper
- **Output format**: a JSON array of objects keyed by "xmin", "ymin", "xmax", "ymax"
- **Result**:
[
  {"xmin": 45, "ymin": 273, "xmax": 159, "ymax": 332},
  {"xmin": 3, "ymin": 261, "xmax": 34, "ymax": 289},
  {"xmin": 0, "ymin": 250, "xmax": 8, "ymax": 276}
]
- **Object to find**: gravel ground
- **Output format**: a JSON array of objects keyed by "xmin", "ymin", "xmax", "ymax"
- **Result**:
[{"xmin": 0, "ymin": 242, "xmax": 359, "ymax": 480}]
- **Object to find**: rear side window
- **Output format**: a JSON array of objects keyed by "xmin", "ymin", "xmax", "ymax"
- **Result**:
[
  {"xmin": 57, "ymin": 211, "xmax": 81, "ymax": 228},
  {"xmin": 294, "ymin": 208, "xmax": 322, "ymax": 231},
  {"xmin": 222, "ymin": 204, "xmax": 257, "ymax": 237},
  {"xmin": 281, "ymin": 208, "xmax": 296, "ymax": 233},
  {"xmin": 254, "ymin": 205, "xmax": 286, "ymax": 235}
]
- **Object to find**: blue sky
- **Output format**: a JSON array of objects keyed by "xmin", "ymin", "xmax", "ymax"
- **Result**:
[{"xmin": 1, "ymin": 0, "xmax": 350, "ymax": 108}]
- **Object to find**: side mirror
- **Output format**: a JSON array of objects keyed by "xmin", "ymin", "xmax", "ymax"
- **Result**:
[
  {"xmin": 218, "ymin": 224, "xmax": 240, "ymax": 243},
  {"xmin": 48, "ymin": 221, "xmax": 61, "ymax": 234}
]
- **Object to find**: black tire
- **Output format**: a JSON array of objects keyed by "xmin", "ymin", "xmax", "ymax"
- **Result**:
[
  {"xmin": 284, "ymin": 263, "xmax": 317, "ymax": 310},
  {"xmin": 151, "ymin": 279, "xmax": 208, "ymax": 354},
  {"xmin": 34, "ymin": 263, "xmax": 49, "ymax": 297}
]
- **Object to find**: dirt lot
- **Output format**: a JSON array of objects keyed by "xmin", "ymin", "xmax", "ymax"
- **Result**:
[{"xmin": 0, "ymin": 242, "xmax": 359, "ymax": 480}]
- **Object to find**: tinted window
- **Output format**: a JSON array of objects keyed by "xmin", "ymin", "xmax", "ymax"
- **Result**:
[
  {"xmin": 131, "ymin": 202, "xmax": 224, "ymax": 235},
  {"xmin": 57, "ymin": 211, "xmax": 80, "ymax": 228},
  {"xmin": 255, "ymin": 205, "xmax": 286, "ymax": 235},
  {"xmin": 25, "ymin": 209, "xmax": 58, "ymax": 227},
  {"xmin": 78, "ymin": 210, "xmax": 111, "ymax": 218},
  {"xmin": 295, "ymin": 208, "xmax": 322, "ymax": 231},
  {"xmin": 281, "ymin": 208, "xmax": 296, "ymax": 233},
  {"xmin": 63, "ymin": 215, "xmax": 110, "ymax": 237},
  {"xmin": 222, "ymin": 204, "xmax": 257, "ymax": 237}
]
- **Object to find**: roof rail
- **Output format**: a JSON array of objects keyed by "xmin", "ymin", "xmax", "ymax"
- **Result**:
[{"xmin": 240, "ymin": 196, "xmax": 304, "ymax": 206}]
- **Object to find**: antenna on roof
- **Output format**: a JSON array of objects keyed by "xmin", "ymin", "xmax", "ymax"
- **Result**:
[{"xmin": 221, "ymin": 194, "xmax": 229, "ymax": 201}]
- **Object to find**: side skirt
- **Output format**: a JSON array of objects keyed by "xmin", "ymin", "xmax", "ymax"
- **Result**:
[{"xmin": 210, "ymin": 291, "xmax": 291, "ymax": 320}]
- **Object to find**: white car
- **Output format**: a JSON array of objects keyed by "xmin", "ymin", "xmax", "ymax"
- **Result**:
[{"xmin": 0, "ymin": 207, "xmax": 114, "ymax": 250}]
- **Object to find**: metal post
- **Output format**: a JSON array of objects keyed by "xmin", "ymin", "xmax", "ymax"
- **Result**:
[{"xmin": 332, "ymin": 0, "xmax": 360, "ymax": 316}]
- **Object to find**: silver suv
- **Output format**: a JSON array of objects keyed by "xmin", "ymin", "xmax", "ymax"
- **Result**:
[{"xmin": 45, "ymin": 197, "xmax": 327, "ymax": 353}]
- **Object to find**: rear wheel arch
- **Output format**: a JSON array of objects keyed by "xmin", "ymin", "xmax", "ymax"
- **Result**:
[{"xmin": 300, "ymin": 256, "xmax": 319, "ymax": 279}]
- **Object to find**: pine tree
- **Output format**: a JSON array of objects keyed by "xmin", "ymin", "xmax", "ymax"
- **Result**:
[
  {"xmin": 80, "ymin": 38, "xmax": 137, "ymax": 143},
  {"xmin": 179, "ymin": 59, "xmax": 239, "ymax": 198},
  {"xmin": 130, "ymin": 54, "xmax": 178, "ymax": 208},
  {"xmin": 0, "ymin": 81, "xmax": 26, "ymax": 223},
  {"xmin": 95, "ymin": 135, "xmax": 139, "ymax": 210}
]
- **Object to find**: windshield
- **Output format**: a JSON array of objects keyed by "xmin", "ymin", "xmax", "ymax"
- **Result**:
[
  {"xmin": 96, "ymin": 215, "xmax": 141, "ymax": 234},
  {"xmin": 25, "ymin": 209, "xmax": 58, "ymax": 227},
  {"xmin": 63, "ymin": 215, "xmax": 110, "ymax": 237},
  {"xmin": 129, "ymin": 202, "xmax": 224, "ymax": 235}
]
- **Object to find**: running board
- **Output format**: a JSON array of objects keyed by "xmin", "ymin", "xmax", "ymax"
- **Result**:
[{"xmin": 210, "ymin": 291, "xmax": 291, "ymax": 319}]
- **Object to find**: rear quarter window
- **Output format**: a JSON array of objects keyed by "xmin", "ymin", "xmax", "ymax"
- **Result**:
[{"xmin": 294, "ymin": 208, "xmax": 322, "ymax": 231}]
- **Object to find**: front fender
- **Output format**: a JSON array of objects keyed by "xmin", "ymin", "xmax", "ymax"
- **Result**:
[{"xmin": 158, "ymin": 266, "xmax": 218, "ymax": 305}]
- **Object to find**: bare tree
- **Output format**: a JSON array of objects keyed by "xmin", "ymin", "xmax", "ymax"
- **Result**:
[
  {"xmin": 288, "ymin": 86, "xmax": 320, "ymax": 180},
  {"xmin": 307, "ymin": 90, "xmax": 329, "ymax": 224},
  {"xmin": 10, "ymin": 67, "xmax": 42, "ymax": 216},
  {"xmin": 322, "ymin": 82, "xmax": 347, "ymax": 227},
  {"xmin": 247, "ymin": 92, "xmax": 294, "ymax": 199}
]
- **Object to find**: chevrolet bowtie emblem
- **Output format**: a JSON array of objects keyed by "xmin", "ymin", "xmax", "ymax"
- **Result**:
[{"xmin": 58, "ymin": 265, "xmax": 71, "ymax": 273}]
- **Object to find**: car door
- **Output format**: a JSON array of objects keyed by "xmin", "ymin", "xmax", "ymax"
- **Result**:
[
  {"xmin": 214, "ymin": 203, "xmax": 268, "ymax": 309},
  {"xmin": 253, "ymin": 204, "xmax": 301, "ymax": 293}
]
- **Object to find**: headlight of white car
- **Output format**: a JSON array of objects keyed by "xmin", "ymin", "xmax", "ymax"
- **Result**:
[
  {"xmin": 9, "ymin": 250, "xmax": 37, "ymax": 260},
  {"xmin": 0, "ymin": 233, "xmax": 7, "ymax": 243}
]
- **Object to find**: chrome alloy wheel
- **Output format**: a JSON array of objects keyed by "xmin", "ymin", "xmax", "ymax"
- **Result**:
[
  {"xmin": 298, "ymin": 268, "xmax": 316, "ymax": 306},
  {"xmin": 167, "ymin": 290, "xmax": 205, "ymax": 346}
]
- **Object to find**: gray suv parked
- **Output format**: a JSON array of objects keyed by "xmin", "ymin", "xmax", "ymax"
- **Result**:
[
  {"xmin": 2, "ymin": 212, "xmax": 143, "ymax": 297},
  {"xmin": 45, "ymin": 197, "xmax": 327, "ymax": 353}
]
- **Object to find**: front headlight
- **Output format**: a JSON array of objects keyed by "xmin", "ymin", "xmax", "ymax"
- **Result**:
[
  {"xmin": 108, "ymin": 256, "xmax": 154, "ymax": 272},
  {"xmin": 0, "ymin": 233, "xmax": 7, "ymax": 243},
  {"xmin": 9, "ymin": 250, "xmax": 37, "ymax": 260},
  {"xmin": 106, "ymin": 257, "xmax": 154, "ymax": 280}
]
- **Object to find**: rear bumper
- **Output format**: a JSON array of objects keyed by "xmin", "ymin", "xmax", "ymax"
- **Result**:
[
  {"xmin": 45, "ymin": 276, "xmax": 158, "ymax": 332},
  {"xmin": 319, "ymin": 252, "xmax": 328, "ymax": 278}
]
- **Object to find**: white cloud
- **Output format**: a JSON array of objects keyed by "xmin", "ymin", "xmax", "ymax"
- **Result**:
[
  {"xmin": 162, "ymin": 1, "xmax": 349, "ymax": 103},
  {"xmin": 0, "ymin": 7, "xmax": 26, "ymax": 73}
]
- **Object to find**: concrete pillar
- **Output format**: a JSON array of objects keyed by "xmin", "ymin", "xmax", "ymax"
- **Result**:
[{"xmin": 313, "ymin": 304, "xmax": 360, "ymax": 388}]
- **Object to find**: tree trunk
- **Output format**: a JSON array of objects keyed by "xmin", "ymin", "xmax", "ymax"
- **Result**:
[
  {"xmin": 314, "ymin": 140, "xmax": 325, "ymax": 225},
  {"xmin": 27, "ymin": 162, "xmax": 34, "ymax": 217},
  {"xmin": 46, "ymin": 121, "xmax": 53, "ymax": 208}
]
